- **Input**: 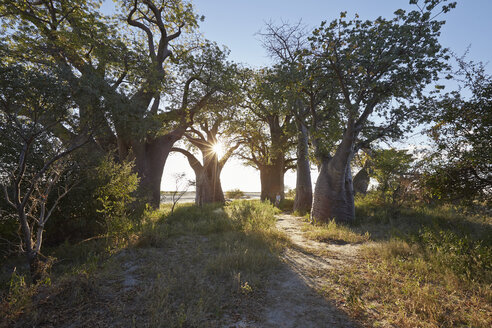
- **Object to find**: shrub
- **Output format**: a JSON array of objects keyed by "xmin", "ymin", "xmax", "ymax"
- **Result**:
[
  {"xmin": 225, "ymin": 189, "xmax": 244, "ymax": 199},
  {"xmin": 417, "ymin": 227, "xmax": 491, "ymax": 283},
  {"xmin": 285, "ymin": 188, "xmax": 296, "ymax": 199},
  {"xmin": 94, "ymin": 156, "xmax": 139, "ymax": 239},
  {"xmin": 225, "ymin": 200, "xmax": 279, "ymax": 231},
  {"xmin": 278, "ymin": 198, "xmax": 294, "ymax": 212}
]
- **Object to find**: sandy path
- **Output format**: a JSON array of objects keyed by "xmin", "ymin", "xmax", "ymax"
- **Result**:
[{"xmin": 253, "ymin": 214, "xmax": 362, "ymax": 328}]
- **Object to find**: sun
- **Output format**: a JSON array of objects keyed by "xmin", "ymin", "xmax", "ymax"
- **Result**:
[{"xmin": 212, "ymin": 142, "xmax": 224, "ymax": 157}]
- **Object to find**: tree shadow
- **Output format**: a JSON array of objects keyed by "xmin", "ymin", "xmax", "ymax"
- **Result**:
[{"xmin": 259, "ymin": 250, "xmax": 363, "ymax": 328}]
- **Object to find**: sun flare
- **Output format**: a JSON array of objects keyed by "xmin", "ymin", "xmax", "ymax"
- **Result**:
[{"xmin": 212, "ymin": 142, "xmax": 224, "ymax": 157}]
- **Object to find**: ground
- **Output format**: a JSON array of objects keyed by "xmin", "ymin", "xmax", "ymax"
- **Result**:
[
  {"xmin": 258, "ymin": 214, "xmax": 362, "ymax": 328},
  {"xmin": 3, "ymin": 202, "xmax": 490, "ymax": 327}
]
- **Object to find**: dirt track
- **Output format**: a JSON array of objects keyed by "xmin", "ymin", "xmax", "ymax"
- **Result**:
[{"xmin": 238, "ymin": 214, "xmax": 363, "ymax": 328}]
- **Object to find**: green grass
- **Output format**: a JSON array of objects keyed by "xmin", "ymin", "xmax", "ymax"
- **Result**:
[
  {"xmin": 2, "ymin": 195, "xmax": 490, "ymax": 327},
  {"xmin": 302, "ymin": 219, "xmax": 370, "ymax": 244},
  {"xmin": 1, "ymin": 200, "xmax": 287, "ymax": 327}
]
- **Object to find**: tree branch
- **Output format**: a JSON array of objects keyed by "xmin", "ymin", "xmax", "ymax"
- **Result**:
[{"xmin": 171, "ymin": 147, "xmax": 202, "ymax": 172}]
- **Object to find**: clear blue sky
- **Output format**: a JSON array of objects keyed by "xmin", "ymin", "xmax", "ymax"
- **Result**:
[
  {"xmin": 193, "ymin": 0, "xmax": 492, "ymax": 69},
  {"xmin": 103, "ymin": 0, "xmax": 492, "ymax": 191}
]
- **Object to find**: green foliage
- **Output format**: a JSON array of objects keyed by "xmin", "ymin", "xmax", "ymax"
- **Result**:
[
  {"xmin": 303, "ymin": 219, "xmax": 370, "ymax": 244},
  {"xmin": 94, "ymin": 156, "xmax": 139, "ymax": 238},
  {"xmin": 371, "ymin": 148, "xmax": 415, "ymax": 204},
  {"xmin": 304, "ymin": 2, "xmax": 451, "ymax": 163},
  {"xmin": 417, "ymin": 227, "xmax": 491, "ymax": 283},
  {"xmin": 324, "ymin": 193, "xmax": 491, "ymax": 327},
  {"xmin": 237, "ymin": 67, "xmax": 296, "ymax": 170},
  {"xmin": 134, "ymin": 200, "xmax": 285, "ymax": 327},
  {"xmin": 138, "ymin": 200, "xmax": 282, "ymax": 248},
  {"xmin": 278, "ymin": 198, "xmax": 294, "ymax": 212},
  {"xmin": 6, "ymin": 269, "xmax": 27, "ymax": 308},
  {"xmin": 225, "ymin": 189, "xmax": 244, "ymax": 199},
  {"xmin": 285, "ymin": 188, "xmax": 296, "ymax": 199},
  {"xmin": 225, "ymin": 200, "xmax": 280, "ymax": 232},
  {"xmin": 420, "ymin": 59, "xmax": 492, "ymax": 204}
]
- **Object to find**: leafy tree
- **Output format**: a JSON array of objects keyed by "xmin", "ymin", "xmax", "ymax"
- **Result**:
[
  {"xmin": 94, "ymin": 156, "xmax": 139, "ymax": 240},
  {"xmin": 171, "ymin": 88, "xmax": 243, "ymax": 205},
  {"xmin": 0, "ymin": 65, "xmax": 87, "ymax": 282},
  {"xmin": 307, "ymin": 1, "xmax": 452, "ymax": 223},
  {"xmin": 238, "ymin": 68, "xmax": 296, "ymax": 202},
  {"xmin": 421, "ymin": 59, "xmax": 492, "ymax": 203},
  {"xmin": 258, "ymin": 21, "xmax": 313, "ymax": 213},
  {"xmin": 0, "ymin": 0, "xmax": 233, "ymax": 208},
  {"xmin": 371, "ymin": 148, "xmax": 415, "ymax": 204}
]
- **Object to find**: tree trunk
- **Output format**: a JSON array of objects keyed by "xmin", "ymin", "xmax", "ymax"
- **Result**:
[
  {"xmin": 353, "ymin": 167, "xmax": 370, "ymax": 195},
  {"xmin": 18, "ymin": 210, "xmax": 43, "ymax": 283},
  {"xmin": 27, "ymin": 251, "xmax": 43, "ymax": 284},
  {"xmin": 195, "ymin": 157, "xmax": 225, "ymax": 206},
  {"xmin": 311, "ymin": 158, "xmax": 355, "ymax": 223},
  {"xmin": 134, "ymin": 130, "xmax": 184, "ymax": 208},
  {"xmin": 293, "ymin": 121, "xmax": 312, "ymax": 214},
  {"xmin": 173, "ymin": 147, "xmax": 226, "ymax": 206},
  {"xmin": 259, "ymin": 160, "xmax": 285, "ymax": 203}
]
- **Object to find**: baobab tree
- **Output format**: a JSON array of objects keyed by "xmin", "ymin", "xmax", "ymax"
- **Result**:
[
  {"xmin": 307, "ymin": 2, "xmax": 453, "ymax": 223},
  {"xmin": 0, "ymin": 0, "xmax": 235, "ymax": 208},
  {"xmin": 238, "ymin": 69, "xmax": 296, "ymax": 202},
  {"xmin": 258, "ymin": 21, "xmax": 313, "ymax": 213},
  {"xmin": 171, "ymin": 101, "xmax": 243, "ymax": 205}
]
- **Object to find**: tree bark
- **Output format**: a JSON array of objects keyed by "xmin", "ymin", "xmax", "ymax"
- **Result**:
[
  {"xmin": 172, "ymin": 147, "xmax": 226, "ymax": 206},
  {"xmin": 353, "ymin": 167, "xmax": 370, "ymax": 195},
  {"xmin": 27, "ymin": 251, "xmax": 43, "ymax": 284},
  {"xmin": 195, "ymin": 160, "xmax": 225, "ymax": 206},
  {"xmin": 311, "ymin": 119, "xmax": 356, "ymax": 223},
  {"xmin": 134, "ymin": 130, "xmax": 184, "ymax": 208},
  {"xmin": 293, "ymin": 120, "xmax": 312, "ymax": 214},
  {"xmin": 311, "ymin": 157, "xmax": 355, "ymax": 223},
  {"xmin": 259, "ymin": 159, "xmax": 285, "ymax": 203}
]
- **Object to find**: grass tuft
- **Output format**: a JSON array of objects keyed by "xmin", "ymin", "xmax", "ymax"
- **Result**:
[{"xmin": 302, "ymin": 219, "xmax": 370, "ymax": 244}]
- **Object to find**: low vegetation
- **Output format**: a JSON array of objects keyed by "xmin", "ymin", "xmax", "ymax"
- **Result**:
[
  {"xmin": 302, "ymin": 220, "xmax": 370, "ymax": 245},
  {"xmin": 0, "ymin": 200, "xmax": 287, "ymax": 327},
  {"xmin": 303, "ymin": 195, "xmax": 492, "ymax": 328},
  {"xmin": 225, "ymin": 189, "xmax": 245, "ymax": 199},
  {"xmin": 0, "ymin": 1, "xmax": 490, "ymax": 327}
]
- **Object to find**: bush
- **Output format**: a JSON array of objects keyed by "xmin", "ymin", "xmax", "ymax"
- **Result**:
[
  {"xmin": 225, "ymin": 200, "xmax": 279, "ymax": 231},
  {"xmin": 94, "ymin": 156, "xmax": 139, "ymax": 239},
  {"xmin": 417, "ymin": 227, "xmax": 491, "ymax": 283},
  {"xmin": 278, "ymin": 198, "xmax": 294, "ymax": 212},
  {"xmin": 285, "ymin": 188, "xmax": 296, "ymax": 199},
  {"xmin": 225, "ymin": 189, "xmax": 245, "ymax": 199}
]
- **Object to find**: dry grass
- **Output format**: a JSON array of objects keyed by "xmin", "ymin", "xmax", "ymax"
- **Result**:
[
  {"xmin": 311, "ymin": 198, "xmax": 492, "ymax": 328},
  {"xmin": 320, "ymin": 241, "xmax": 492, "ymax": 327}
]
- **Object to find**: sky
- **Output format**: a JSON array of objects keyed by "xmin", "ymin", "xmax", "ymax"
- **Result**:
[{"xmin": 104, "ymin": 0, "xmax": 492, "ymax": 192}]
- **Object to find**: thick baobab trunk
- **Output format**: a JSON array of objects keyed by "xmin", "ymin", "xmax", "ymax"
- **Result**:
[
  {"xmin": 133, "ymin": 130, "xmax": 184, "ymax": 208},
  {"xmin": 195, "ymin": 158, "xmax": 225, "ymax": 206},
  {"xmin": 311, "ymin": 120, "xmax": 357, "ymax": 223},
  {"xmin": 311, "ymin": 158, "xmax": 355, "ymax": 223},
  {"xmin": 293, "ymin": 121, "xmax": 312, "ymax": 214},
  {"xmin": 259, "ymin": 160, "xmax": 285, "ymax": 203},
  {"xmin": 353, "ymin": 167, "xmax": 370, "ymax": 195},
  {"xmin": 172, "ymin": 147, "xmax": 226, "ymax": 206}
]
